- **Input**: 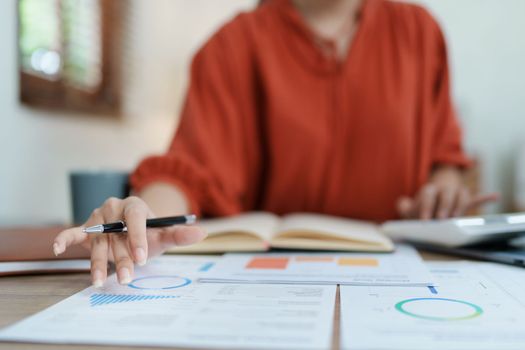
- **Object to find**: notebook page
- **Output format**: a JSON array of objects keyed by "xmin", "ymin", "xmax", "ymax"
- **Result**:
[
  {"xmin": 200, "ymin": 212, "xmax": 281, "ymax": 241},
  {"xmin": 277, "ymin": 213, "xmax": 390, "ymax": 245}
]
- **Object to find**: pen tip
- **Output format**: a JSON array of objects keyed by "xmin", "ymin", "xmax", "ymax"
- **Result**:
[{"xmin": 187, "ymin": 214, "xmax": 197, "ymax": 224}]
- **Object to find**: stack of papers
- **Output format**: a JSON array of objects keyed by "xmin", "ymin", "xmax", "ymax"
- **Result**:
[
  {"xmin": 340, "ymin": 261, "xmax": 525, "ymax": 350},
  {"xmin": 200, "ymin": 244, "xmax": 432, "ymax": 286},
  {"xmin": 0, "ymin": 260, "xmax": 90, "ymax": 276},
  {"xmin": 2, "ymin": 246, "xmax": 525, "ymax": 350},
  {"xmin": 0, "ymin": 256, "xmax": 336, "ymax": 350}
]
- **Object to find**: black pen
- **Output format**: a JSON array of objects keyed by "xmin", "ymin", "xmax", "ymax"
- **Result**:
[{"xmin": 82, "ymin": 215, "xmax": 197, "ymax": 234}]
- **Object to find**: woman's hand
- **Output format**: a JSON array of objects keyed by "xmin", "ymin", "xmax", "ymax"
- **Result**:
[
  {"xmin": 53, "ymin": 196, "xmax": 206, "ymax": 287},
  {"xmin": 397, "ymin": 166, "xmax": 499, "ymax": 220}
]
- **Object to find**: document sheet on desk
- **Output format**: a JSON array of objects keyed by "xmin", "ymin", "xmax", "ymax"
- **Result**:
[
  {"xmin": 201, "ymin": 244, "xmax": 432, "ymax": 286},
  {"xmin": 0, "ymin": 259, "xmax": 90, "ymax": 276},
  {"xmin": 340, "ymin": 261, "xmax": 525, "ymax": 350},
  {"xmin": 0, "ymin": 256, "xmax": 336, "ymax": 350}
]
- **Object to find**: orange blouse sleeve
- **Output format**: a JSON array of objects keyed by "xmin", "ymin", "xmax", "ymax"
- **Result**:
[
  {"xmin": 426, "ymin": 12, "xmax": 471, "ymax": 168},
  {"xmin": 130, "ymin": 17, "xmax": 263, "ymax": 217}
]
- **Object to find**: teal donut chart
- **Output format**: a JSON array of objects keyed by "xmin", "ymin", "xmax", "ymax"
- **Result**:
[{"xmin": 395, "ymin": 297, "xmax": 483, "ymax": 321}]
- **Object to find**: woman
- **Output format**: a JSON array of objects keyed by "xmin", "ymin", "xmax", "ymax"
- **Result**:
[{"xmin": 54, "ymin": 0, "xmax": 497, "ymax": 287}]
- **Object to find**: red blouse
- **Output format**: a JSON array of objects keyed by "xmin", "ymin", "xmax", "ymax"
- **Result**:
[{"xmin": 131, "ymin": 0, "xmax": 470, "ymax": 222}]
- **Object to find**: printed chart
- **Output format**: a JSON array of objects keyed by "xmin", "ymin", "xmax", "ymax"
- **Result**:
[
  {"xmin": 246, "ymin": 256, "xmax": 379, "ymax": 269},
  {"xmin": 89, "ymin": 275, "xmax": 193, "ymax": 307},
  {"xmin": 90, "ymin": 294, "xmax": 180, "ymax": 307},
  {"xmin": 84, "ymin": 256, "xmax": 216, "ymax": 308},
  {"xmin": 82, "ymin": 257, "xmax": 215, "ymax": 307},
  {"xmin": 340, "ymin": 261, "xmax": 525, "ymax": 350},
  {"xmin": 394, "ymin": 297, "xmax": 483, "ymax": 321},
  {"xmin": 201, "ymin": 245, "xmax": 432, "ymax": 286},
  {"xmin": 128, "ymin": 275, "xmax": 192, "ymax": 290},
  {"xmin": 0, "ymin": 256, "xmax": 336, "ymax": 350}
]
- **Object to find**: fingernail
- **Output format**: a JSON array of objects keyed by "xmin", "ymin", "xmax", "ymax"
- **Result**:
[
  {"xmin": 92, "ymin": 269, "xmax": 104, "ymax": 288},
  {"xmin": 53, "ymin": 243, "xmax": 61, "ymax": 256},
  {"xmin": 135, "ymin": 248, "xmax": 147, "ymax": 266},
  {"xmin": 93, "ymin": 280, "xmax": 104, "ymax": 288},
  {"xmin": 118, "ymin": 267, "xmax": 132, "ymax": 285}
]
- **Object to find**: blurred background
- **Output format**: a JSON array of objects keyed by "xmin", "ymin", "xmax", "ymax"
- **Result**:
[{"xmin": 0, "ymin": 0, "xmax": 524, "ymax": 224}]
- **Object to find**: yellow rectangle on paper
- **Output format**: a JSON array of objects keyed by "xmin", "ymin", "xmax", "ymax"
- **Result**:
[{"xmin": 337, "ymin": 258, "xmax": 379, "ymax": 267}]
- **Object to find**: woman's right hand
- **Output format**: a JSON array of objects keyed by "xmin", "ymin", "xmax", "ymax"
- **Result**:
[{"xmin": 52, "ymin": 196, "xmax": 207, "ymax": 287}]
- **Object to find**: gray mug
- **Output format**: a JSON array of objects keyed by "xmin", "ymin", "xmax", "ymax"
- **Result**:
[{"xmin": 70, "ymin": 170, "xmax": 130, "ymax": 225}]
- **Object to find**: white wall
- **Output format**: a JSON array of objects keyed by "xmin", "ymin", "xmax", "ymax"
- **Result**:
[
  {"xmin": 0, "ymin": 0, "xmax": 255, "ymax": 224},
  {"xmin": 1, "ymin": 0, "xmax": 524, "ymax": 224},
  {"xmin": 411, "ymin": 0, "xmax": 525, "ymax": 211}
]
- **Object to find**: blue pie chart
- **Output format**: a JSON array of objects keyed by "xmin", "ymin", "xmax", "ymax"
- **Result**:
[{"xmin": 128, "ymin": 275, "xmax": 192, "ymax": 290}]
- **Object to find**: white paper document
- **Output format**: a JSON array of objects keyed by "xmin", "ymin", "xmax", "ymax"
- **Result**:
[
  {"xmin": 0, "ymin": 255, "xmax": 336, "ymax": 350},
  {"xmin": 0, "ymin": 259, "xmax": 90, "ymax": 276},
  {"xmin": 201, "ymin": 244, "xmax": 432, "ymax": 286},
  {"xmin": 340, "ymin": 261, "xmax": 525, "ymax": 350}
]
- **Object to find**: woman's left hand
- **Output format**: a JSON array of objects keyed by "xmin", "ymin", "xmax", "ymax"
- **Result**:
[{"xmin": 396, "ymin": 166, "xmax": 499, "ymax": 220}]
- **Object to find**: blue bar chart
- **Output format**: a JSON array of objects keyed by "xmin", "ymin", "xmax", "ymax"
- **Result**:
[{"xmin": 90, "ymin": 294, "xmax": 180, "ymax": 307}]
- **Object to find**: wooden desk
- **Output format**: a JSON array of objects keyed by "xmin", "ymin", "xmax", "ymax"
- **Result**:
[{"xmin": 0, "ymin": 251, "xmax": 454, "ymax": 350}]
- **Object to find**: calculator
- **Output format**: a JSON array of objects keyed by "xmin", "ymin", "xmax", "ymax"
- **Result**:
[{"xmin": 382, "ymin": 212, "xmax": 525, "ymax": 247}]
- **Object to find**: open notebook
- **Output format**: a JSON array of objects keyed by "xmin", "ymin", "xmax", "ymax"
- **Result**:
[{"xmin": 167, "ymin": 212, "xmax": 394, "ymax": 253}]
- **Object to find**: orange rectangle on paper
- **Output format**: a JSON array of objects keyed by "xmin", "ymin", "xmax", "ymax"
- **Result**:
[
  {"xmin": 295, "ymin": 256, "xmax": 334, "ymax": 262},
  {"xmin": 337, "ymin": 258, "xmax": 379, "ymax": 267},
  {"xmin": 246, "ymin": 257, "xmax": 289, "ymax": 269}
]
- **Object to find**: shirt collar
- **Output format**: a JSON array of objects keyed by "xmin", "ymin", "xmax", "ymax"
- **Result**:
[{"xmin": 266, "ymin": 0, "xmax": 378, "ymax": 74}]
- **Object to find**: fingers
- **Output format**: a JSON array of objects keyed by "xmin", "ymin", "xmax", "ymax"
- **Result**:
[
  {"xmin": 53, "ymin": 195, "xmax": 172, "ymax": 287},
  {"xmin": 436, "ymin": 187, "xmax": 457, "ymax": 219},
  {"xmin": 53, "ymin": 208, "xmax": 104, "ymax": 255},
  {"xmin": 100, "ymin": 197, "xmax": 124, "ymax": 223},
  {"xmin": 419, "ymin": 185, "xmax": 438, "ymax": 220},
  {"xmin": 470, "ymin": 192, "xmax": 500, "ymax": 207},
  {"xmin": 102, "ymin": 196, "xmax": 150, "ymax": 266},
  {"xmin": 453, "ymin": 188, "xmax": 471, "ymax": 217},
  {"xmin": 397, "ymin": 186, "xmax": 446, "ymax": 220},
  {"xmin": 110, "ymin": 233, "xmax": 135, "ymax": 285},
  {"xmin": 90, "ymin": 234, "xmax": 109, "ymax": 288},
  {"xmin": 451, "ymin": 191, "xmax": 500, "ymax": 217},
  {"xmin": 154, "ymin": 226, "xmax": 207, "ymax": 254},
  {"xmin": 53, "ymin": 227, "xmax": 87, "ymax": 256},
  {"xmin": 100, "ymin": 198, "xmax": 134, "ymax": 285},
  {"xmin": 123, "ymin": 197, "xmax": 149, "ymax": 266},
  {"xmin": 465, "ymin": 192, "xmax": 500, "ymax": 213},
  {"xmin": 397, "ymin": 196, "xmax": 416, "ymax": 219},
  {"xmin": 399, "ymin": 186, "xmax": 501, "ymax": 221}
]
